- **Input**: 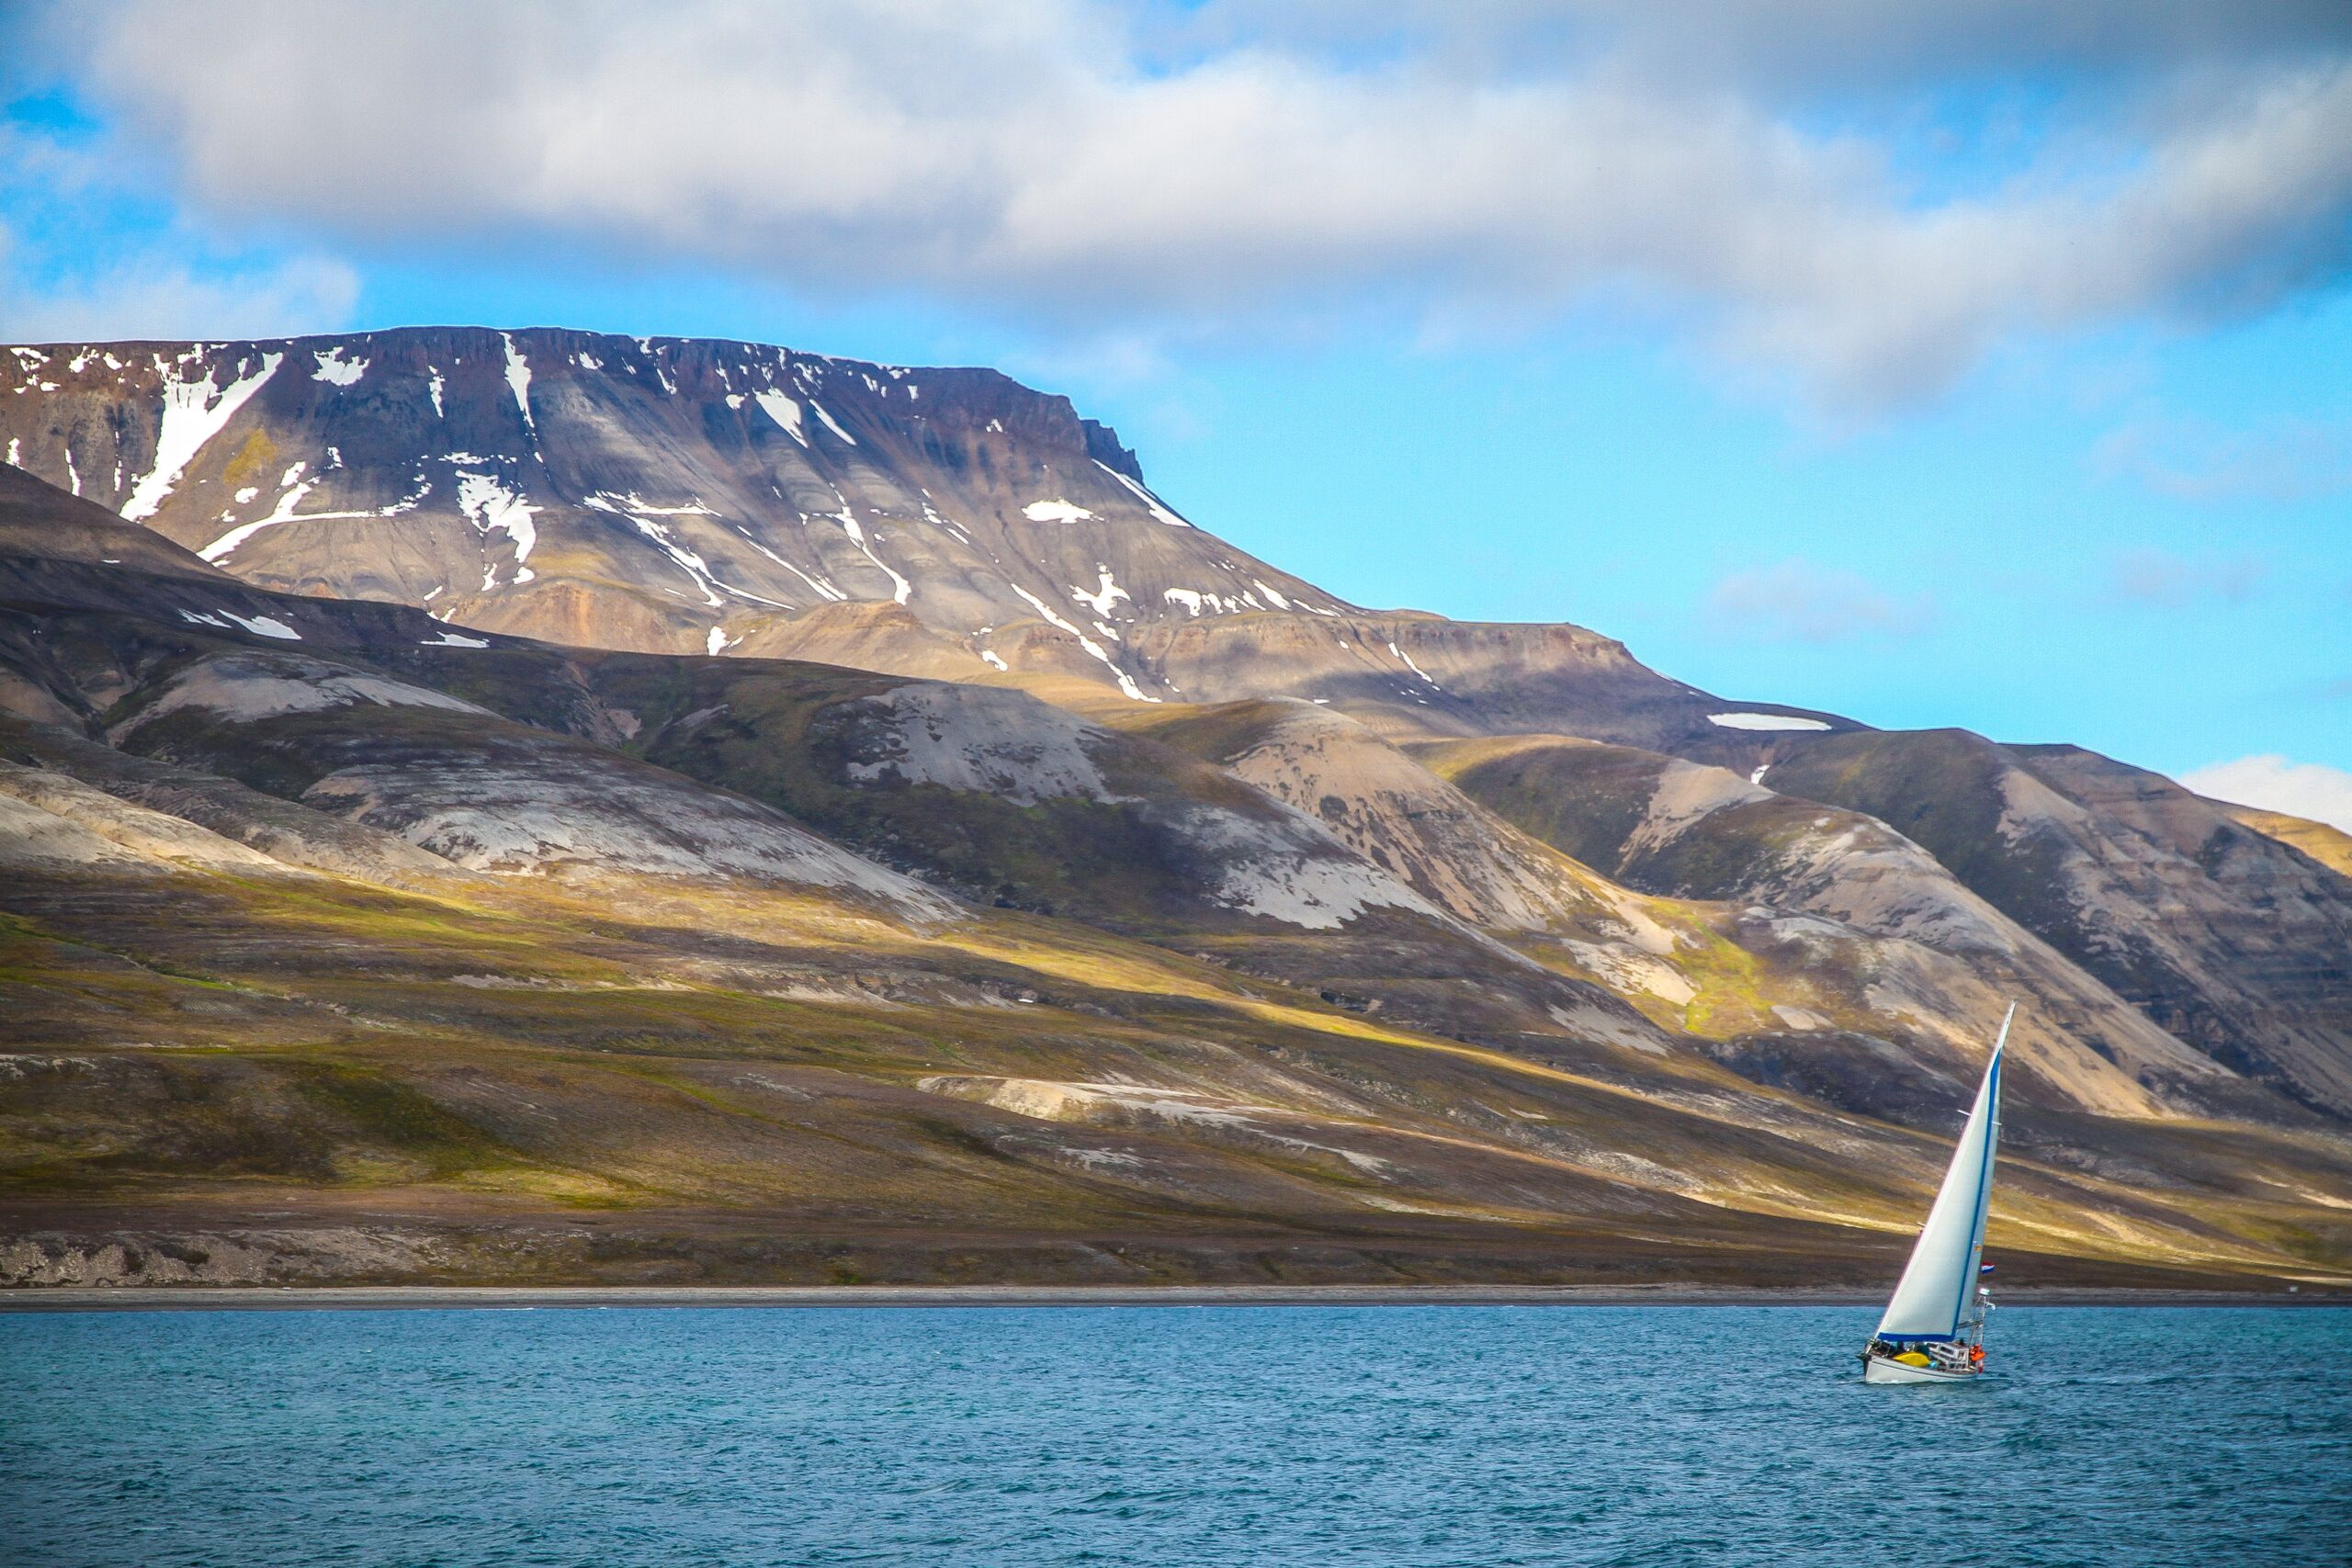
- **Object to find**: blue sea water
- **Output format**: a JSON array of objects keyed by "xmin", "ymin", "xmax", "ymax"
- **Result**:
[{"xmin": 3, "ymin": 1304, "xmax": 2346, "ymax": 1567}]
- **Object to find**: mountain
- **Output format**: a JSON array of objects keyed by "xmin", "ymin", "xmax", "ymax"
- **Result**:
[
  {"xmin": 1752, "ymin": 733, "xmax": 2352, "ymax": 1116},
  {"xmin": 3, "ymin": 334, "xmax": 2350, "ymax": 1291},
  {"xmin": 0, "ymin": 330, "xmax": 1341, "ymax": 695},
  {"xmin": 0, "ymin": 330, "xmax": 1838, "ymax": 748}
]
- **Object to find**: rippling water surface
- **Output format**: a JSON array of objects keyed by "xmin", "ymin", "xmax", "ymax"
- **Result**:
[{"xmin": 6, "ymin": 1303, "xmax": 2347, "ymax": 1566}]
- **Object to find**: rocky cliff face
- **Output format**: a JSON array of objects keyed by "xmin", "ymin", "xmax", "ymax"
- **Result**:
[
  {"xmin": 0, "ymin": 331, "xmax": 1855, "ymax": 749},
  {"xmin": 0, "ymin": 331, "xmax": 1351, "ymax": 698}
]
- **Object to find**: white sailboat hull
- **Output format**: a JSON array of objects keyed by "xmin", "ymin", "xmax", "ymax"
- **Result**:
[{"xmin": 1862, "ymin": 1353, "xmax": 1983, "ymax": 1385}]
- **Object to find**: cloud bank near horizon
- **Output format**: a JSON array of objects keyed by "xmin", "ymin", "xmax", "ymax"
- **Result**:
[{"xmin": 16, "ymin": 0, "xmax": 2352, "ymax": 414}]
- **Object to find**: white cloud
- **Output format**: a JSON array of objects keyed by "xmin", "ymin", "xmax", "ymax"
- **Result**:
[
  {"xmin": 2103, "ymin": 547, "xmax": 2267, "ymax": 606},
  {"xmin": 0, "ymin": 124, "xmax": 361, "ymax": 344},
  {"xmin": 2180, "ymin": 754, "xmax": 2352, "ymax": 834},
  {"xmin": 0, "ymin": 247, "xmax": 359, "ymax": 344},
  {"xmin": 2093, "ymin": 414, "xmax": 2352, "ymax": 503},
  {"xmin": 1703, "ymin": 559, "xmax": 1932, "ymax": 642},
  {"xmin": 42, "ymin": 0, "xmax": 2352, "ymax": 414}
]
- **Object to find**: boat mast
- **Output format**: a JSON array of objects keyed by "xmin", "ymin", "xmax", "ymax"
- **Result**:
[{"xmin": 1872, "ymin": 1004, "xmax": 2012, "ymax": 1348}]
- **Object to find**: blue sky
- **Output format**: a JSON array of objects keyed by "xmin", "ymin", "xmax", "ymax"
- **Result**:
[{"xmin": 2, "ymin": 2, "xmax": 2347, "ymax": 821}]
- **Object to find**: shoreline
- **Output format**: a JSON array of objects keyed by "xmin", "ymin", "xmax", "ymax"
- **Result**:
[{"xmin": 3, "ymin": 1282, "xmax": 2344, "ymax": 1314}]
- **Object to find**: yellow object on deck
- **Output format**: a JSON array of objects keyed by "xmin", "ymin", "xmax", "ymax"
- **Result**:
[{"xmin": 1894, "ymin": 1351, "xmax": 1933, "ymax": 1367}]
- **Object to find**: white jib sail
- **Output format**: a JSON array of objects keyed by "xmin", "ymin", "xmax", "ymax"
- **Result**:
[{"xmin": 1876, "ymin": 1004, "xmax": 2011, "ymax": 1341}]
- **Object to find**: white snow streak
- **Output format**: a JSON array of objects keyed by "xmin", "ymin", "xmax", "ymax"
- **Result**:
[
  {"xmin": 499, "ymin": 333, "xmax": 534, "ymax": 429},
  {"xmin": 121, "ymin": 352, "xmax": 282, "ymax": 522},
  {"xmin": 1011, "ymin": 583, "xmax": 1156, "ymax": 702},
  {"xmin": 1388, "ymin": 641, "xmax": 1441, "ymax": 688},
  {"xmin": 1091, "ymin": 460, "xmax": 1192, "ymax": 527},
  {"xmin": 834, "ymin": 510, "xmax": 911, "ymax": 604},
  {"xmin": 198, "ymin": 461, "xmax": 314, "ymax": 561},
  {"xmin": 735, "ymin": 526, "xmax": 845, "ymax": 602},
  {"xmin": 809, "ymin": 400, "xmax": 857, "ymax": 444},
  {"xmin": 218, "ymin": 609, "xmax": 301, "ymax": 640},
  {"xmin": 1022, "ymin": 500, "xmax": 1093, "ymax": 525},
  {"xmin": 584, "ymin": 497, "xmax": 794, "ymax": 611}
]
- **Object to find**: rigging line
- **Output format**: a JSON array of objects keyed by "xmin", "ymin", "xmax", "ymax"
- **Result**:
[{"xmin": 1951, "ymin": 1004, "xmax": 2014, "ymax": 1337}]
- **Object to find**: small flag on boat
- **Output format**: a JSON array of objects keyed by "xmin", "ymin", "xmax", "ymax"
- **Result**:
[{"xmin": 1980, "ymin": 1263, "xmax": 1996, "ymax": 1273}]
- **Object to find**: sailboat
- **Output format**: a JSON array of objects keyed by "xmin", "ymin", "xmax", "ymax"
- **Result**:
[{"xmin": 1860, "ymin": 1003, "xmax": 2011, "ymax": 1384}]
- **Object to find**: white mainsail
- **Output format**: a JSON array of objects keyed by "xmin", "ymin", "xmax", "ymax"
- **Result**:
[{"xmin": 1875, "ymin": 1004, "xmax": 2010, "ymax": 1342}]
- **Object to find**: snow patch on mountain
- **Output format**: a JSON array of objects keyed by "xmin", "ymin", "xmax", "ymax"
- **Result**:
[
  {"xmin": 121, "ymin": 352, "xmax": 282, "ymax": 522},
  {"xmin": 735, "ymin": 525, "xmax": 845, "ymax": 602},
  {"xmin": 618, "ymin": 514, "xmax": 726, "ymax": 608},
  {"xmin": 219, "ymin": 610, "xmax": 302, "ymax": 641},
  {"xmin": 1709, "ymin": 712, "xmax": 1832, "ymax": 732},
  {"xmin": 834, "ymin": 510, "xmax": 911, "ymax": 605},
  {"xmin": 1070, "ymin": 568, "xmax": 1129, "ymax": 617},
  {"xmin": 499, "ymin": 333, "xmax": 534, "ymax": 430},
  {"xmin": 311, "ymin": 348, "xmax": 367, "ymax": 386},
  {"xmin": 1388, "ymin": 641, "xmax": 1442, "ymax": 688},
  {"xmin": 753, "ymin": 390, "xmax": 808, "ymax": 446},
  {"xmin": 201, "ymin": 461, "xmax": 313, "ymax": 561},
  {"xmin": 456, "ymin": 471, "xmax": 540, "ymax": 586},
  {"xmin": 117, "ymin": 654, "xmax": 489, "ymax": 735}
]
